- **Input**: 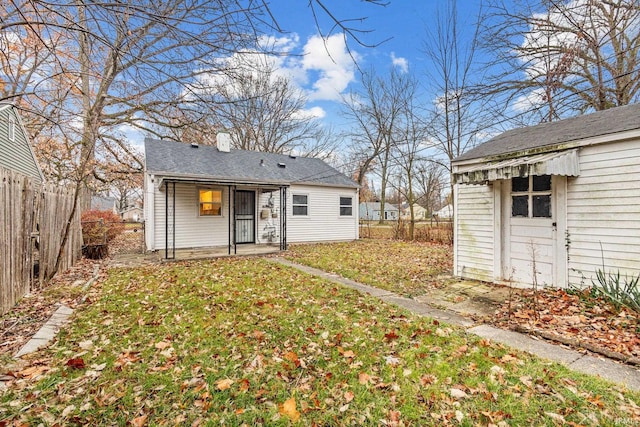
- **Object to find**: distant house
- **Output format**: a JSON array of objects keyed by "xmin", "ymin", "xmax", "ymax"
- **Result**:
[
  {"xmin": 0, "ymin": 103, "xmax": 44, "ymax": 183},
  {"xmin": 144, "ymin": 137, "xmax": 359, "ymax": 257},
  {"xmin": 432, "ymin": 204, "xmax": 452, "ymax": 220},
  {"xmin": 120, "ymin": 206, "xmax": 144, "ymax": 222},
  {"xmin": 90, "ymin": 195, "xmax": 117, "ymax": 213},
  {"xmin": 359, "ymin": 202, "xmax": 399, "ymax": 221},
  {"xmin": 400, "ymin": 203, "xmax": 429, "ymax": 220},
  {"xmin": 452, "ymin": 103, "xmax": 640, "ymax": 289}
]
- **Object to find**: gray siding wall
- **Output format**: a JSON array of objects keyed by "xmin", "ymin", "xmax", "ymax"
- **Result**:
[
  {"xmin": 0, "ymin": 106, "xmax": 42, "ymax": 183},
  {"xmin": 454, "ymin": 183, "xmax": 494, "ymax": 282},
  {"xmin": 567, "ymin": 139, "xmax": 640, "ymax": 286}
]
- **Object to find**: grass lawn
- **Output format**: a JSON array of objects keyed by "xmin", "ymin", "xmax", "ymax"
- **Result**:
[
  {"xmin": 285, "ymin": 239, "xmax": 453, "ymax": 297},
  {"xmin": 2, "ymin": 258, "xmax": 639, "ymax": 426}
]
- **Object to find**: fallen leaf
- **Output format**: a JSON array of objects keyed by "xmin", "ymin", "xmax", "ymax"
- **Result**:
[
  {"xmin": 358, "ymin": 372, "xmax": 371, "ymax": 385},
  {"xmin": 66, "ymin": 358, "xmax": 85, "ymax": 370},
  {"xmin": 154, "ymin": 341, "xmax": 171, "ymax": 350},
  {"xmin": 215, "ymin": 378, "xmax": 233, "ymax": 391},
  {"xmin": 344, "ymin": 391, "xmax": 354, "ymax": 403},
  {"xmin": 384, "ymin": 331, "xmax": 399, "ymax": 341},
  {"xmin": 61, "ymin": 405, "xmax": 76, "ymax": 417},
  {"xmin": 278, "ymin": 397, "xmax": 301, "ymax": 422},
  {"xmin": 131, "ymin": 414, "xmax": 148, "ymax": 427},
  {"xmin": 450, "ymin": 388, "xmax": 468, "ymax": 399}
]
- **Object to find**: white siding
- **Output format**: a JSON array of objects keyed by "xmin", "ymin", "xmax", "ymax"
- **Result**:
[
  {"xmin": 286, "ymin": 185, "xmax": 358, "ymax": 243},
  {"xmin": 145, "ymin": 179, "xmax": 358, "ymax": 250},
  {"xmin": 567, "ymin": 139, "xmax": 640, "ymax": 286},
  {"xmin": 153, "ymin": 182, "xmax": 231, "ymax": 250},
  {"xmin": 454, "ymin": 183, "xmax": 494, "ymax": 281}
]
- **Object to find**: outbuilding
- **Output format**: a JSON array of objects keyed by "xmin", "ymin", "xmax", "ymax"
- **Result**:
[
  {"xmin": 452, "ymin": 103, "xmax": 640, "ymax": 288},
  {"xmin": 144, "ymin": 137, "xmax": 359, "ymax": 258}
]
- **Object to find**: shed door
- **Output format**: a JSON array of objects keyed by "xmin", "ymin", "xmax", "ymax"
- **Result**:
[
  {"xmin": 503, "ymin": 175, "xmax": 558, "ymax": 286},
  {"xmin": 235, "ymin": 190, "xmax": 255, "ymax": 244}
]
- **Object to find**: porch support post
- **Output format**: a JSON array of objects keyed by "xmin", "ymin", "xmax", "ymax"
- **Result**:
[
  {"xmin": 233, "ymin": 186, "xmax": 237, "ymax": 255},
  {"xmin": 280, "ymin": 186, "xmax": 287, "ymax": 250},
  {"xmin": 228, "ymin": 185, "xmax": 232, "ymax": 255}
]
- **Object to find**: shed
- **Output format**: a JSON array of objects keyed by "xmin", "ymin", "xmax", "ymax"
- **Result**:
[
  {"xmin": 452, "ymin": 103, "xmax": 640, "ymax": 288},
  {"xmin": 144, "ymin": 137, "xmax": 359, "ymax": 257}
]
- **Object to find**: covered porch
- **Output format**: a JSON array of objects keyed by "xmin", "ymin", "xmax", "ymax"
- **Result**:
[{"xmin": 158, "ymin": 178, "xmax": 288, "ymax": 260}]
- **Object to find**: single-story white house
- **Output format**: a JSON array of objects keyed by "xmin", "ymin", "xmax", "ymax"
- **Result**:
[
  {"xmin": 400, "ymin": 203, "xmax": 429, "ymax": 220},
  {"xmin": 432, "ymin": 204, "xmax": 452, "ymax": 220},
  {"xmin": 452, "ymin": 103, "xmax": 640, "ymax": 288},
  {"xmin": 359, "ymin": 202, "xmax": 399, "ymax": 221},
  {"xmin": 144, "ymin": 137, "xmax": 359, "ymax": 258}
]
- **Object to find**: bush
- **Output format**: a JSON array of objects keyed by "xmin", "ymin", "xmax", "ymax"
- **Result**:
[{"xmin": 81, "ymin": 210, "xmax": 125, "ymax": 245}]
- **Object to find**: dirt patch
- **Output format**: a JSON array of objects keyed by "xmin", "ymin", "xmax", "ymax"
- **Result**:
[{"xmin": 0, "ymin": 258, "xmax": 104, "ymax": 360}]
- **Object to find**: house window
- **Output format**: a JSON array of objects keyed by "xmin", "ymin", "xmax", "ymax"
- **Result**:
[
  {"xmin": 8, "ymin": 116, "xmax": 15, "ymax": 142},
  {"xmin": 511, "ymin": 175, "xmax": 551, "ymax": 218},
  {"xmin": 199, "ymin": 189, "xmax": 222, "ymax": 216},
  {"xmin": 340, "ymin": 196, "xmax": 353, "ymax": 216},
  {"xmin": 292, "ymin": 194, "xmax": 308, "ymax": 216}
]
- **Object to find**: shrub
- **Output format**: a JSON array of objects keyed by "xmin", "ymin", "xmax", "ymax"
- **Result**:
[
  {"xmin": 81, "ymin": 210, "xmax": 125, "ymax": 244},
  {"xmin": 591, "ymin": 268, "xmax": 640, "ymax": 314}
]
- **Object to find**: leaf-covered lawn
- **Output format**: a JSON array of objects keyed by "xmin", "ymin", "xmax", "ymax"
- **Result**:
[
  {"xmin": 2, "ymin": 258, "xmax": 639, "ymax": 426},
  {"xmin": 285, "ymin": 240, "xmax": 453, "ymax": 297}
]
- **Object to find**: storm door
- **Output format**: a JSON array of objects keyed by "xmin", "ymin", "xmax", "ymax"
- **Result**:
[{"xmin": 235, "ymin": 190, "xmax": 255, "ymax": 243}]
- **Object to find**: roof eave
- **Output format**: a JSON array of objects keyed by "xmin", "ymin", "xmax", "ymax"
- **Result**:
[{"xmin": 453, "ymin": 128, "xmax": 640, "ymax": 167}]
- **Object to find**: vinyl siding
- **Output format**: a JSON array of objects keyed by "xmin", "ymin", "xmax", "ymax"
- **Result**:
[
  {"xmin": 145, "ymin": 179, "xmax": 358, "ymax": 249},
  {"xmin": 287, "ymin": 185, "xmax": 358, "ymax": 243},
  {"xmin": 455, "ymin": 183, "xmax": 494, "ymax": 282},
  {"xmin": 153, "ymin": 182, "xmax": 231, "ymax": 250},
  {"xmin": 566, "ymin": 139, "xmax": 640, "ymax": 286},
  {"xmin": 0, "ymin": 106, "xmax": 42, "ymax": 183}
]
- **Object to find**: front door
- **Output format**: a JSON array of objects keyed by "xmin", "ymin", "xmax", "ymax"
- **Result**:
[
  {"xmin": 235, "ymin": 190, "xmax": 255, "ymax": 244},
  {"xmin": 502, "ymin": 175, "xmax": 559, "ymax": 286}
]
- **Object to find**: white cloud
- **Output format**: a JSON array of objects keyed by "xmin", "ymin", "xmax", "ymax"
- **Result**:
[
  {"xmin": 291, "ymin": 106, "xmax": 326, "ymax": 120},
  {"xmin": 391, "ymin": 52, "xmax": 408, "ymax": 73},
  {"xmin": 302, "ymin": 34, "xmax": 358, "ymax": 101}
]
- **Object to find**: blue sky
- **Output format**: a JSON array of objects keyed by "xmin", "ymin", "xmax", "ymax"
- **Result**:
[{"xmin": 257, "ymin": 0, "xmax": 487, "ymax": 129}]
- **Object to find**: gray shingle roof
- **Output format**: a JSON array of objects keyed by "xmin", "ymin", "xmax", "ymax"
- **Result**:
[
  {"xmin": 455, "ymin": 103, "xmax": 640, "ymax": 162},
  {"xmin": 144, "ymin": 138, "xmax": 357, "ymax": 188}
]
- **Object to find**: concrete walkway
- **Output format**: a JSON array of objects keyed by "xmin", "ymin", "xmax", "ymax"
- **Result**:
[
  {"xmin": 14, "ymin": 304, "xmax": 73, "ymax": 358},
  {"xmin": 271, "ymin": 257, "xmax": 640, "ymax": 392}
]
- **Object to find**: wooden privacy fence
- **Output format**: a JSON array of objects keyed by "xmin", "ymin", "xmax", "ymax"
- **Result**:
[{"xmin": 0, "ymin": 167, "xmax": 83, "ymax": 315}]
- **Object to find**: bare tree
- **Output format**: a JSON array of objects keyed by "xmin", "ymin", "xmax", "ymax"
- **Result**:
[
  {"xmin": 178, "ymin": 56, "xmax": 335, "ymax": 156},
  {"xmin": 482, "ymin": 0, "xmax": 640, "ymax": 121},
  {"xmin": 342, "ymin": 68, "xmax": 416, "ymax": 224},
  {"xmin": 423, "ymin": 0, "xmax": 488, "ymax": 205}
]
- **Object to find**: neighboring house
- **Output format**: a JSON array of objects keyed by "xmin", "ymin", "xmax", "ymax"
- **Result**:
[
  {"xmin": 452, "ymin": 103, "xmax": 640, "ymax": 289},
  {"xmin": 432, "ymin": 204, "xmax": 452, "ymax": 220},
  {"xmin": 359, "ymin": 202, "xmax": 400, "ymax": 221},
  {"xmin": 400, "ymin": 203, "xmax": 428, "ymax": 220},
  {"xmin": 144, "ymin": 137, "xmax": 359, "ymax": 257},
  {"xmin": 90, "ymin": 195, "xmax": 117, "ymax": 213},
  {"xmin": 0, "ymin": 103, "xmax": 44, "ymax": 183},
  {"xmin": 120, "ymin": 206, "xmax": 144, "ymax": 222}
]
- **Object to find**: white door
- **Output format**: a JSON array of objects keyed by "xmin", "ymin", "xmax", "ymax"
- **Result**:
[{"xmin": 502, "ymin": 175, "xmax": 558, "ymax": 287}]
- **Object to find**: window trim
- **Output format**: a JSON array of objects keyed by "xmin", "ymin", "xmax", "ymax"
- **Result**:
[
  {"xmin": 511, "ymin": 175, "xmax": 552, "ymax": 219},
  {"xmin": 339, "ymin": 195, "xmax": 353, "ymax": 217},
  {"xmin": 292, "ymin": 193, "xmax": 309, "ymax": 217},
  {"xmin": 8, "ymin": 116, "xmax": 15, "ymax": 142},
  {"xmin": 198, "ymin": 187, "xmax": 223, "ymax": 217}
]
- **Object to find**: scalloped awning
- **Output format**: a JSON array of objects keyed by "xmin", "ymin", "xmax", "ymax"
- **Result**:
[{"xmin": 454, "ymin": 149, "xmax": 580, "ymax": 185}]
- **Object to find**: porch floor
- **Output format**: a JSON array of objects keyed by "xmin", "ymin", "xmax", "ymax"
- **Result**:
[
  {"xmin": 168, "ymin": 244, "xmax": 282, "ymax": 261},
  {"xmin": 108, "ymin": 244, "xmax": 283, "ymax": 268}
]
